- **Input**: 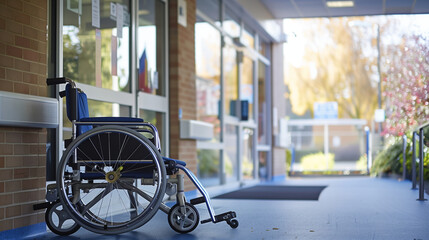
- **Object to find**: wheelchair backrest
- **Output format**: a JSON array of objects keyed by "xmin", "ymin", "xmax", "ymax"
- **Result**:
[{"xmin": 65, "ymin": 84, "xmax": 92, "ymax": 135}]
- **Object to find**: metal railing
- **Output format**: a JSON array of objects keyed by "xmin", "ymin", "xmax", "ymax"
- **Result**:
[{"xmin": 417, "ymin": 122, "xmax": 429, "ymax": 201}]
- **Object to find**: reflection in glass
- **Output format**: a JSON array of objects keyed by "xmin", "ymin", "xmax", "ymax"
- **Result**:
[
  {"xmin": 223, "ymin": 10, "xmax": 240, "ymax": 38},
  {"xmin": 138, "ymin": 0, "xmax": 166, "ymax": 96},
  {"xmin": 140, "ymin": 109, "xmax": 166, "ymax": 156},
  {"xmin": 195, "ymin": 22, "xmax": 221, "ymax": 141},
  {"xmin": 241, "ymin": 56, "xmax": 254, "ymax": 120},
  {"xmin": 197, "ymin": 149, "xmax": 220, "ymax": 187},
  {"xmin": 242, "ymin": 28, "xmax": 255, "ymax": 49},
  {"xmin": 224, "ymin": 44, "xmax": 238, "ymax": 117},
  {"xmin": 242, "ymin": 128, "xmax": 254, "ymax": 180},
  {"xmin": 63, "ymin": 99, "xmax": 131, "ymax": 139},
  {"xmin": 258, "ymin": 151, "xmax": 268, "ymax": 180},
  {"xmin": 258, "ymin": 61, "xmax": 268, "ymax": 144},
  {"xmin": 62, "ymin": 0, "xmax": 131, "ymax": 92},
  {"xmin": 224, "ymin": 125, "xmax": 238, "ymax": 182}
]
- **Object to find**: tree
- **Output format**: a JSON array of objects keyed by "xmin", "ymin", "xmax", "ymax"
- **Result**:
[
  {"xmin": 284, "ymin": 17, "xmax": 379, "ymax": 122},
  {"xmin": 382, "ymin": 35, "xmax": 429, "ymax": 136}
]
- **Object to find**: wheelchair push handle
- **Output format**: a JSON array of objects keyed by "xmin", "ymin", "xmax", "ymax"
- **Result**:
[{"xmin": 46, "ymin": 77, "xmax": 75, "ymax": 87}]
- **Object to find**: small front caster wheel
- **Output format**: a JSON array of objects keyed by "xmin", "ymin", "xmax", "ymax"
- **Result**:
[
  {"xmin": 168, "ymin": 202, "xmax": 199, "ymax": 233},
  {"xmin": 45, "ymin": 201, "xmax": 80, "ymax": 236},
  {"xmin": 227, "ymin": 219, "xmax": 239, "ymax": 229}
]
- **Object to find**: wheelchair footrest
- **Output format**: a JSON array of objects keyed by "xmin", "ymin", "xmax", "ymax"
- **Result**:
[
  {"xmin": 33, "ymin": 201, "xmax": 52, "ymax": 210},
  {"xmin": 201, "ymin": 211, "xmax": 237, "ymax": 224},
  {"xmin": 190, "ymin": 196, "xmax": 206, "ymax": 205}
]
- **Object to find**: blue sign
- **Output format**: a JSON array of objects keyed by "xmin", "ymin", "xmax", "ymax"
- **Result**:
[{"xmin": 314, "ymin": 102, "xmax": 338, "ymax": 119}]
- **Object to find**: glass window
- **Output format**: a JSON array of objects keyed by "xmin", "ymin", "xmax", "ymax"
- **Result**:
[
  {"xmin": 242, "ymin": 28, "xmax": 255, "ymax": 49},
  {"xmin": 225, "ymin": 124, "xmax": 238, "ymax": 182},
  {"xmin": 258, "ymin": 61, "xmax": 268, "ymax": 144},
  {"xmin": 223, "ymin": 10, "xmax": 240, "ymax": 38},
  {"xmin": 258, "ymin": 151, "xmax": 268, "ymax": 180},
  {"xmin": 139, "ymin": 109, "xmax": 166, "ymax": 155},
  {"xmin": 63, "ymin": 99, "xmax": 131, "ymax": 139},
  {"xmin": 242, "ymin": 128, "xmax": 254, "ymax": 180},
  {"xmin": 197, "ymin": 149, "xmax": 221, "ymax": 187},
  {"xmin": 196, "ymin": 22, "xmax": 221, "ymax": 141},
  {"xmin": 241, "ymin": 56, "xmax": 254, "ymax": 120},
  {"xmin": 196, "ymin": 0, "xmax": 221, "ymax": 26},
  {"xmin": 138, "ymin": 0, "xmax": 166, "ymax": 96},
  {"xmin": 224, "ymin": 44, "xmax": 238, "ymax": 117},
  {"xmin": 63, "ymin": 0, "xmax": 131, "ymax": 92}
]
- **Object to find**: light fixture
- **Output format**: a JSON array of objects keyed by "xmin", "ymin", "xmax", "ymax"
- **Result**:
[{"xmin": 326, "ymin": 1, "xmax": 354, "ymax": 8}]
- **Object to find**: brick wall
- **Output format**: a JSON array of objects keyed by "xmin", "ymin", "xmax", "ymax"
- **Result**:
[
  {"xmin": 168, "ymin": 0, "xmax": 197, "ymax": 190},
  {"xmin": 0, "ymin": 0, "xmax": 48, "ymax": 232}
]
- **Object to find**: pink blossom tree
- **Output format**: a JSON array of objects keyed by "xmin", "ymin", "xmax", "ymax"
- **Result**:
[{"xmin": 382, "ymin": 35, "xmax": 429, "ymax": 136}]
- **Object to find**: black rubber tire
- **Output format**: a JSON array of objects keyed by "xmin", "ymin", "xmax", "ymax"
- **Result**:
[
  {"xmin": 57, "ymin": 125, "xmax": 166, "ymax": 235},
  {"xmin": 168, "ymin": 203, "xmax": 200, "ymax": 233},
  {"xmin": 45, "ymin": 201, "xmax": 80, "ymax": 236},
  {"xmin": 228, "ymin": 219, "xmax": 239, "ymax": 229}
]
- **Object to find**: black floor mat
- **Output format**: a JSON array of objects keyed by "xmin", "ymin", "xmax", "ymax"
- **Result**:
[{"xmin": 214, "ymin": 185, "xmax": 327, "ymax": 201}]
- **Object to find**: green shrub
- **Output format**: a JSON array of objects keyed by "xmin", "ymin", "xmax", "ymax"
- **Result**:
[
  {"xmin": 301, "ymin": 152, "xmax": 335, "ymax": 171},
  {"xmin": 371, "ymin": 128, "xmax": 429, "ymax": 180}
]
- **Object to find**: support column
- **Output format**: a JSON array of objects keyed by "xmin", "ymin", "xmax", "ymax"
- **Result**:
[{"xmin": 168, "ymin": 0, "xmax": 197, "ymax": 190}]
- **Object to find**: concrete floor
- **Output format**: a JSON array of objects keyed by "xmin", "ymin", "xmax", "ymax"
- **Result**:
[{"xmin": 21, "ymin": 176, "xmax": 429, "ymax": 240}]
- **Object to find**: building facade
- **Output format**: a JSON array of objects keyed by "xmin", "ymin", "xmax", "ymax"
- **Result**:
[{"xmin": 0, "ymin": 0, "xmax": 286, "ymax": 234}]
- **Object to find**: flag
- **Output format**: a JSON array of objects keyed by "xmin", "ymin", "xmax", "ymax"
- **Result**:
[{"xmin": 139, "ymin": 49, "xmax": 151, "ymax": 93}]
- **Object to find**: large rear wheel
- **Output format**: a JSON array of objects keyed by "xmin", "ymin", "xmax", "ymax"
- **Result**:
[{"xmin": 56, "ymin": 125, "xmax": 166, "ymax": 234}]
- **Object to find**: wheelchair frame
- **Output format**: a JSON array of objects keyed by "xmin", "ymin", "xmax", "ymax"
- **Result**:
[{"xmin": 34, "ymin": 77, "xmax": 238, "ymax": 235}]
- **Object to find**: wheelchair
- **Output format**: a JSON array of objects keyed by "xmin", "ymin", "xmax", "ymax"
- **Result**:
[{"xmin": 34, "ymin": 77, "xmax": 238, "ymax": 235}]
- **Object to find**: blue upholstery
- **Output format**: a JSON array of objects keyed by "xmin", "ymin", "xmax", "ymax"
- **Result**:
[
  {"xmin": 163, "ymin": 157, "xmax": 187, "ymax": 167},
  {"xmin": 65, "ymin": 84, "xmax": 144, "ymax": 135},
  {"xmin": 80, "ymin": 117, "xmax": 144, "ymax": 123}
]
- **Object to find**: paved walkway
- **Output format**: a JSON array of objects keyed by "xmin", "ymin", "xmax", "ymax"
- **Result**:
[{"xmin": 22, "ymin": 177, "xmax": 429, "ymax": 240}]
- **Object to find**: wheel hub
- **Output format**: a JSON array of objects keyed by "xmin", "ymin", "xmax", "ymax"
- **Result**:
[{"xmin": 105, "ymin": 166, "xmax": 123, "ymax": 183}]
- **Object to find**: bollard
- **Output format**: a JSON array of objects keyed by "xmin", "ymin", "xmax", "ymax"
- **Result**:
[
  {"xmin": 365, "ymin": 126, "xmax": 371, "ymax": 173},
  {"xmin": 402, "ymin": 135, "xmax": 407, "ymax": 180},
  {"xmin": 411, "ymin": 132, "xmax": 418, "ymax": 190}
]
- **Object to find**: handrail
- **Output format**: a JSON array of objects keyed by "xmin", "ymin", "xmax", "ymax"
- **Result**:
[
  {"xmin": 411, "ymin": 131, "xmax": 419, "ymax": 190},
  {"xmin": 417, "ymin": 121, "xmax": 428, "ymax": 201},
  {"xmin": 402, "ymin": 135, "xmax": 407, "ymax": 180}
]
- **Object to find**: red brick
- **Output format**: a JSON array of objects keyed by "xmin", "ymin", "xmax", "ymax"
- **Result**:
[
  {"xmin": 15, "ymin": 59, "xmax": 31, "ymax": 72},
  {"xmin": 14, "ymin": 213, "xmax": 40, "ymax": 228},
  {"xmin": 23, "ymin": 72, "xmax": 38, "ymax": 84},
  {"xmin": 22, "ymin": 25, "xmax": 37, "ymax": 39},
  {"xmin": 7, "ymin": 0, "xmax": 23, "ymax": 11},
  {"xmin": 5, "ymin": 132, "xmax": 22, "ymax": 143},
  {"xmin": 0, "ymin": 219, "xmax": 13, "ymax": 231},
  {"xmin": 0, "ymin": 67, "xmax": 5, "ymax": 79},
  {"xmin": 14, "ymin": 189, "xmax": 43, "ymax": 204},
  {"xmin": 22, "ymin": 49, "xmax": 40, "ymax": 61},
  {"xmin": 0, "ymin": 18, "xmax": 5, "ymax": 30},
  {"xmin": 13, "ymin": 82, "xmax": 30, "ymax": 94},
  {"xmin": 6, "ymin": 19, "xmax": 22, "ymax": 35},
  {"xmin": 0, "ymin": 193, "xmax": 13, "ymax": 205},
  {"xmin": 4, "ymin": 180, "xmax": 21, "ymax": 193},
  {"xmin": 6, "ymin": 45, "xmax": 22, "ymax": 58},
  {"xmin": 0, "ymin": 156, "xmax": 4, "ymax": 167},
  {"xmin": 0, "ymin": 79, "xmax": 13, "ymax": 91},
  {"xmin": 0, "ymin": 182, "xmax": 4, "ymax": 193},
  {"xmin": 14, "ymin": 168, "xmax": 30, "ymax": 179},
  {"xmin": 0, "ymin": 143, "xmax": 13, "ymax": 155},
  {"xmin": 23, "ymin": 3, "xmax": 46, "ymax": 20},
  {"xmin": 15, "ymin": 35, "xmax": 31, "ymax": 48},
  {"xmin": 5, "ymin": 205, "xmax": 21, "ymax": 218},
  {"xmin": 14, "ymin": 13, "xmax": 30, "ymax": 25}
]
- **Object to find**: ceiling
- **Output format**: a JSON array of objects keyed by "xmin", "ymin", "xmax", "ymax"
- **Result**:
[{"xmin": 257, "ymin": 0, "xmax": 429, "ymax": 19}]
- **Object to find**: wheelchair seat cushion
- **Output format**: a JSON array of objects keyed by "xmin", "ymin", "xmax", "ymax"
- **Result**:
[{"xmin": 80, "ymin": 117, "xmax": 144, "ymax": 123}]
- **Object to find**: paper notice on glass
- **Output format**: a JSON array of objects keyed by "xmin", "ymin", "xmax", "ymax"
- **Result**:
[
  {"xmin": 111, "ymin": 36, "xmax": 117, "ymax": 76},
  {"xmin": 91, "ymin": 0, "xmax": 100, "ymax": 28},
  {"xmin": 116, "ymin": 3, "xmax": 123, "ymax": 38},
  {"xmin": 152, "ymin": 71, "xmax": 158, "ymax": 90},
  {"xmin": 110, "ymin": 2, "xmax": 116, "ymax": 21},
  {"xmin": 95, "ymin": 29, "xmax": 102, "ymax": 87}
]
